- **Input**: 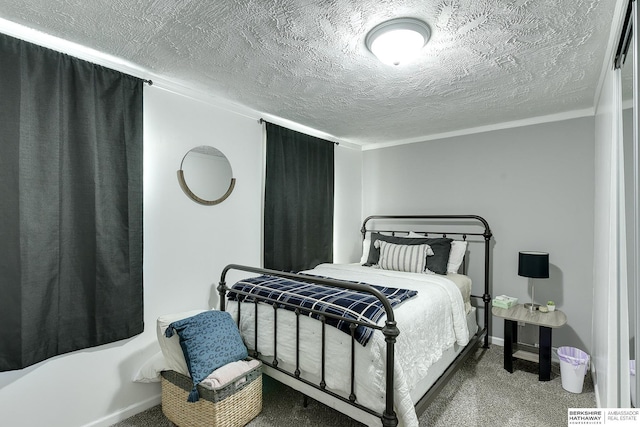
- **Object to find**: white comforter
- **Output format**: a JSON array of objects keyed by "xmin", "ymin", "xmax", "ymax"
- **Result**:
[{"xmin": 225, "ymin": 263, "xmax": 469, "ymax": 427}]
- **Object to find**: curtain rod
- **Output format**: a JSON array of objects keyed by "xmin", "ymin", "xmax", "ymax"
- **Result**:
[{"xmin": 258, "ymin": 118, "xmax": 339, "ymax": 145}]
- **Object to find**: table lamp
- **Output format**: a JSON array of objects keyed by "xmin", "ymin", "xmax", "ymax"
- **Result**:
[{"xmin": 518, "ymin": 251, "xmax": 549, "ymax": 311}]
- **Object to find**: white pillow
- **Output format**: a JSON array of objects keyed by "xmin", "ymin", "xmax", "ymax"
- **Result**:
[
  {"xmin": 360, "ymin": 233, "xmax": 371, "ymax": 264},
  {"xmin": 157, "ymin": 309, "xmax": 207, "ymax": 376},
  {"xmin": 408, "ymin": 232, "xmax": 467, "ymax": 274},
  {"xmin": 132, "ymin": 351, "xmax": 168, "ymax": 383},
  {"xmin": 374, "ymin": 240, "xmax": 433, "ymax": 273},
  {"xmin": 447, "ymin": 241, "xmax": 468, "ymax": 273}
]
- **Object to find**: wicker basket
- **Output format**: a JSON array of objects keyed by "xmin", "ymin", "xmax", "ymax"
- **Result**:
[{"xmin": 161, "ymin": 361, "xmax": 262, "ymax": 427}]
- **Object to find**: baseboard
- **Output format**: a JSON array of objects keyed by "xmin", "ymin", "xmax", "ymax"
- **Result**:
[
  {"xmin": 489, "ymin": 335, "xmax": 504, "ymax": 347},
  {"xmin": 591, "ymin": 365, "xmax": 601, "ymax": 408},
  {"xmin": 80, "ymin": 394, "xmax": 161, "ymax": 427}
]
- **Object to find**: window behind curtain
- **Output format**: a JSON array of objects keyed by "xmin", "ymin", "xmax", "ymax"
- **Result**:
[
  {"xmin": 264, "ymin": 122, "xmax": 334, "ymax": 272},
  {"xmin": 0, "ymin": 34, "xmax": 143, "ymax": 371}
]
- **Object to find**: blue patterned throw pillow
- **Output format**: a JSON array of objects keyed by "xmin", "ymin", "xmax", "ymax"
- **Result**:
[{"xmin": 165, "ymin": 310, "xmax": 248, "ymax": 402}]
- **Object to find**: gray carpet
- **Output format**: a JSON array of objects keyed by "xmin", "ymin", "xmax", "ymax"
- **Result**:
[{"xmin": 112, "ymin": 346, "xmax": 595, "ymax": 426}]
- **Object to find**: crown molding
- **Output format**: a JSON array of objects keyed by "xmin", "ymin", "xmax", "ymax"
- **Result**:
[{"xmin": 361, "ymin": 108, "xmax": 596, "ymax": 151}]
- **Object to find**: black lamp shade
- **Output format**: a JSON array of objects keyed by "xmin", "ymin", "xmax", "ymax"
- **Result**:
[{"xmin": 518, "ymin": 251, "xmax": 549, "ymax": 278}]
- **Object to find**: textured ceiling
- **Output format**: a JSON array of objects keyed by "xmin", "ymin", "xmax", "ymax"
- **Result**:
[{"xmin": 0, "ymin": 0, "xmax": 618, "ymax": 146}]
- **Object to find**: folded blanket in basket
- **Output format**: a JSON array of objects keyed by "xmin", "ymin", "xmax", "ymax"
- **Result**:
[{"xmin": 200, "ymin": 359, "xmax": 261, "ymax": 390}]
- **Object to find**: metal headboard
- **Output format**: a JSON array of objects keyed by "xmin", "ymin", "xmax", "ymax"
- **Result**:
[{"xmin": 361, "ymin": 214, "xmax": 493, "ymax": 348}]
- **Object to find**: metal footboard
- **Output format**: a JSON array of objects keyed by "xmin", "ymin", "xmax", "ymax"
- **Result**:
[{"xmin": 218, "ymin": 264, "xmax": 400, "ymax": 427}]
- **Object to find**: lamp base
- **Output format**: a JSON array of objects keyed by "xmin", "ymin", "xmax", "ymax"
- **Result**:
[{"xmin": 524, "ymin": 303, "xmax": 540, "ymax": 311}]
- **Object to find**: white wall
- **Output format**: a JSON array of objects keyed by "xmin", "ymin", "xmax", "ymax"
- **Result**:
[
  {"xmin": 143, "ymin": 87, "xmax": 266, "ymax": 313},
  {"xmin": 0, "ymin": 86, "xmax": 265, "ymax": 427},
  {"xmin": 0, "ymin": 84, "xmax": 364, "ymax": 427},
  {"xmin": 362, "ymin": 117, "xmax": 595, "ymax": 352},
  {"xmin": 592, "ymin": 52, "xmax": 631, "ymax": 408},
  {"xmin": 589, "ymin": 0, "xmax": 637, "ymax": 407},
  {"xmin": 593, "ymin": 64, "xmax": 617, "ymax": 408},
  {"xmin": 334, "ymin": 145, "xmax": 363, "ymax": 263}
]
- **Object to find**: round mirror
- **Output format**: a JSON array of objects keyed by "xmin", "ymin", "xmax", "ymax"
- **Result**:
[{"xmin": 177, "ymin": 146, "xmax": 236, "ymax": 205}]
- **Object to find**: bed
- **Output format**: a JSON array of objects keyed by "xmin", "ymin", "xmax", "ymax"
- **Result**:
[{"xmin": 218, "ymin": 215, "xmax": 492, "ymax": 427}]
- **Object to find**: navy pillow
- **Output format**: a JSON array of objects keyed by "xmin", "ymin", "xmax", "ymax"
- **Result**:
[
  {"xmin": 364, "ymin": 232, "xmax": 452, "ymax": 275},
  {"xmin": 165, "ymin": 310, "xmax": 248, "ymax": 402}
]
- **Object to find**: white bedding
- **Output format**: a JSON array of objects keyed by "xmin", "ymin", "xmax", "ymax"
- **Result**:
[{"xmin": 225, "ymin": 263, "xmax": 471, "ymax": 427}]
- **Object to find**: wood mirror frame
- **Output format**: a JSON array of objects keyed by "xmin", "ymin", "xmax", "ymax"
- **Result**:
[{"xmin": 177, "ymin": 146, "xmax": 236, "ymax": 205}]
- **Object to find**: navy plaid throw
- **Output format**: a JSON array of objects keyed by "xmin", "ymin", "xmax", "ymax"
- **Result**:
[{"xmin": 228, "ymin": 275, "xmax": 417, "ymax": 346}]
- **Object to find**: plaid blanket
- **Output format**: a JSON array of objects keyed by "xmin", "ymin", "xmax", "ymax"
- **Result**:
[{"xmin": 227, "ymin": 274, "xmax": 417, "ymax": 346}]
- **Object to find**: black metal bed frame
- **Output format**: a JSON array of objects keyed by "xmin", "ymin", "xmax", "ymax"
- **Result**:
[{"xmin": 218, "ymin": 215, "xmax": 492, "ymax": 427}]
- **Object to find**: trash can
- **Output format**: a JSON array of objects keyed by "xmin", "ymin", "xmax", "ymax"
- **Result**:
[
  {"xmin": 631, "ymin": 360, "xmax": 636, "ymax": 407},
  {"xmin": 557, "ymin": 346, "xmax": 589, "ymax": 393}
]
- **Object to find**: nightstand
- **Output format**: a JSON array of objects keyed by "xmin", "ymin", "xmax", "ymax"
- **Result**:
[{"xmin": 492, "ymin": 304, "xmax": 567, "ymax": 381}]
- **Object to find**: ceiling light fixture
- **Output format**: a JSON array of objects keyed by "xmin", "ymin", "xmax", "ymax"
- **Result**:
[{"xmin": 365, "ymin": 17, "xmax": 431, "ymax": 66}]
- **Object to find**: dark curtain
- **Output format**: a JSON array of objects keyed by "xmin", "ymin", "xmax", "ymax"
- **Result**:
[
  {"xmin": 0, "ymin": 34, "xmax": 144, "ymax": 371},
  {"xmin": 264, "ymin": 123, "xmax": 334, "ymax": 272}
]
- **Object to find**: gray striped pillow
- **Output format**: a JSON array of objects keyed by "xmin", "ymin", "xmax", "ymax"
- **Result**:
[{"xmin": 374, "ymin": 240, "xmax": 433, "ymax": 273}]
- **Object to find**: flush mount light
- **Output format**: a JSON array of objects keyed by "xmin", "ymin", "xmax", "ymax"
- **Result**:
[{"xmin": 365, "ymin": 17, "xmax": 431, "ymax": 66}]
